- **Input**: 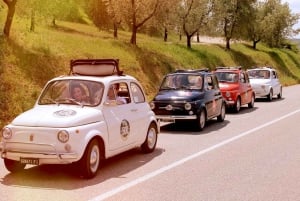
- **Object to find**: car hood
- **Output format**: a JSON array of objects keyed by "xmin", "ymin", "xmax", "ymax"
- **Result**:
[
  {"xmin": 219, "ymin": 82, "xmax": 239, "ymax": 91},
  {"xmin": 153, "ymin": 90, "xmax": 204, "ymax": 102},
  {"xmin": 11, "ymin": 105, "xmax": 102, "ymax": 127}
]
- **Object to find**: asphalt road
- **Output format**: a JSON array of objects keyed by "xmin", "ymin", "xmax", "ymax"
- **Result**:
[{"xmin": 1, "ymin": 85, "xmax": 300, "ymax": 201}]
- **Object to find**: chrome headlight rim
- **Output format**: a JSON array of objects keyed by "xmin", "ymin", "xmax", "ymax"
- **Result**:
[
  {"xmin": 149, "ymin": 102, "xmax": 155, "ymax": 110},
  {"xmin": 57, "ymin": 130, "xmax": 69, "ymax": 143},
  {"xmin": 184, "ymin": 102, "xmax": 192, "ymax": 110},
  {"xmin": 2, "ymin": 127, "xmax": 12, "ymax": 139}
]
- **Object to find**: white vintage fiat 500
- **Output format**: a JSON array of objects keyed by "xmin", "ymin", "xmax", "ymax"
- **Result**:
[{"xmin": 0, "ymin": 59, "xmax": 159, "ymax": 179}]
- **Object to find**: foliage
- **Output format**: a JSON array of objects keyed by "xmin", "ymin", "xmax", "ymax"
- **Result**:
[{"xmin": 1, "ymin": 16, "xmax": 300, "ymax": 129}]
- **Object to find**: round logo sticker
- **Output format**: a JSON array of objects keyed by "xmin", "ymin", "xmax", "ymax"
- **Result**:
[
  {"xmin": 120, "ymin": 120, "xmax": 130, "ymax": 140},
  {"xmin": 53, "ymin": 109, "xmax": 76, "ymax": 117}
]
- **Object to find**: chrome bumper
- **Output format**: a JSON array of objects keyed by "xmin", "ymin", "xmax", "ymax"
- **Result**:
[{"xmin": 156, "ymin": 115, "xmax": 197, "ymax": 121}]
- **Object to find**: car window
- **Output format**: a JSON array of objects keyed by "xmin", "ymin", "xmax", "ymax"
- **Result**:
[
  {"xmin": 272, "ymin": 71, "xmax": 277, "ymax": 79},
  {"xmin": 130, "ymin": 82, "xmax": 145, "ymax": 103},
  {"xmin": 248, "ymin": 70, "xmax": 270, "ymax": 79},
  {"xmin": 160, "ymin": 74, "xmax": 203, "ymax": 90},
  {"xmin": 215, "ymin": 72, "xmax": 238, "ymax": 83},
  {"xmin": 39, "ymin": 80, "xmax": 104, "ymax": 106},
  {"xmin": 206, "ymin": 76, "xmax": 215, "ymax": 90},
  {"xmin": 240, "ymin": 72, "xmax": 245, "ymax": 83},
  {"xmin": 106, "ymin": 82, "xmax": 129, "ymax": 105}
]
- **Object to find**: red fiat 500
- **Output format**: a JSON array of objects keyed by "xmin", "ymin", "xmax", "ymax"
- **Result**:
[{"xmin": 214, "ymin": 67, "xmax": 255, "ymax": 112}]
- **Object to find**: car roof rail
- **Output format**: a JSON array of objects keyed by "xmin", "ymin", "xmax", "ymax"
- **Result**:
[
  {"xmin": 215, "ymin": 66, "xmax": 242, "ymax": 70},
  {"xmin": 251, "ymin": 66, "xmax": 273, "ymax": 69},
  {"xmin": 174, "ymin": 68, "xmax": 210, "ymax": 73},
  {"xmin": 69, "ymin": 59, "xmax": 124, "ymax": 76}
]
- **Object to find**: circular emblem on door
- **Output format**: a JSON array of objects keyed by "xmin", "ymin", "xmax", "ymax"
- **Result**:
[{"xmin": 120, "ymin": 120, "xmax": 130, "ymax": 140}]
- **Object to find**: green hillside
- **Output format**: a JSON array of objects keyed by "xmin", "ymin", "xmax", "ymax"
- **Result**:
[{"xmin": 1, "ymin": 19, "xmax": 300, "ymax": 128}]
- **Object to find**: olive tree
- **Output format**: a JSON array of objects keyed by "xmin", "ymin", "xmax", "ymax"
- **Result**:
[
  {"xmin": 212, "ymin": 0, "xmax": 255, "ymax": 50},
  {"xmin": 178, "ymin": 0, "xmax": 214, "ymax": 48},
  {"xmin": 2, "ymin": 0, "xmax": 17, "ymax": 38}
]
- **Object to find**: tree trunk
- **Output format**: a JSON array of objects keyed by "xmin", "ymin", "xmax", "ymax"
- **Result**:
[
  {"xmin": 3, "ymin": 0, "xmax": 17, "ymax": 38},
  {"xmin": 226, "ymin": 37, "xmax": 231, "ymax": 50},
  {"xmin": 130, "ymin": 26, "xmax": 137, "ymax": 45},
  {"xmin": 113, "ymin": 23, "xmax": 118, "ymax": 39},
  {"xmin": 187, "ymin": 35, "xmax": 192, "ymax": 48},
  {"xmin": 52, "ymin": 17, "xmax": 56, "ymax": 27},
  {"xmin": 30, "ymin": 9, "xmax": 35, "ymax": 32},
  {"xmin": 196, "ymin": 31, "xmax": 200, "ymax": 43},
  {"xmin": 164, "ymin": 27, "xmax": 168, "ymax": 42},
  {"xmin": 252, "ymin": 39, "xmax": 260, "ymax": 49}
]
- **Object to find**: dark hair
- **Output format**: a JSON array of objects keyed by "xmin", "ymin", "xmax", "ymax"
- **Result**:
[{"xmin": 71, "ymin": 83, "xmax": 86, "ymax": 98}]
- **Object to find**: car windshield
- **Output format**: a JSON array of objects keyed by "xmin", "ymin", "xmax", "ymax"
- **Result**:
[
  {"xmin": 160, "ymin": 74, "xmax": 203, "ymax": 90},
  {"xmin": 38, "ymin": 80, "xmax": 104, "ymax": 106},
  {"xmin": 248, "ymin": 70, "xmax": 270, "ymax": 79},
  {"xmin": 215, "ymin": 72, "xmax": 238, "ymax": 83}
]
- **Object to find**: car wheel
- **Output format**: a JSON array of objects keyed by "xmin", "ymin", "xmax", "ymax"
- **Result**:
[
  {"xmin": 141, "ymin": 123, "xmax": 158, "ymax": 153},
  {"xmin": 196, "ymin": 109, "xmax": 206, "ymax": 131},
  {"xmin": 277, "ymin": 87, "xmax": 282, "ymax": 99},
  {"xmin": 217, "ymin": 102, "xmax": 226, "ymax": 122},
  {"xmin": 267, "ymin": 88, "xmax": 273, "ymax": 101},
  {"xmin": 234, "ymin": 97, "xmax": 241, "ymax": 113},
  {"xmin": 4, "ymin": 158, "xmax": 26, "ymax": 173},
  {"xmin": 79, "ymin": 138, "xmax": 100, "ymax": 179},
  {"xmin": 248, "ymin": 94, "xmax": 255, "ymax": 108}
]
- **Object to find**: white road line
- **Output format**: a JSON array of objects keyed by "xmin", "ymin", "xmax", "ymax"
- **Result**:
[{"xmin": 88, "ymin": 109, "xmax": 300, "ymax": 201}]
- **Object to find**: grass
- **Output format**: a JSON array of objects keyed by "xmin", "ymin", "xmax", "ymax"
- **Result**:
[{"xmin": 1, "ymin": 16, "xmax": 300, "ymax": 129}]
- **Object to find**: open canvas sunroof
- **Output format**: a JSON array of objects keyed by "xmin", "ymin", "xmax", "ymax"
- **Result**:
[{"xmin": 70, "ymin": 59, "xmax": 123, "ymax": 76}]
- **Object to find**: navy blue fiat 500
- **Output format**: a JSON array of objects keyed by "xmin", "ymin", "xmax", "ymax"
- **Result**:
[{"xmin": 150, "ymin": 69, "xmax": 226, "ymax": 131}]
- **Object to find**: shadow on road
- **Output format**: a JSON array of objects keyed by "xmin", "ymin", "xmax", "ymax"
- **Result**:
[{"xmin": 0, "ymin": 147, "xmax": 164, "ymax": 190}]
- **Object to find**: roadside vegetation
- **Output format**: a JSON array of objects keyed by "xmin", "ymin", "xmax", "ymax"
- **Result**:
[{"xmin": 0, "ymin": 0, "xmax": 300, "ymax": 129}]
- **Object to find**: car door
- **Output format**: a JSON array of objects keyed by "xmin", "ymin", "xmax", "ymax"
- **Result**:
[
  {"xmin": 239, "ymin": 72, "xmax": 251, "ymax": 104},
  {"xmin": 128, "ymin": 82, "xmax": 150, "ymax": 143},
  {"xmin": 102, "ymin": 81, "xmax": 136, "ymax": 152},
  {"xmin": 271, "ymin": 70, "xmax": 281, "ymax": 95},
  {"xmin": 205, "ymin": 75, "xmax": 222, "ymax": 118}
]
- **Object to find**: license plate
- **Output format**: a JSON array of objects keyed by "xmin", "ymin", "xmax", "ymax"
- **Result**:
[{"xmin": 20, "ymin": 157, "xmax": 39, "ymax": 165}]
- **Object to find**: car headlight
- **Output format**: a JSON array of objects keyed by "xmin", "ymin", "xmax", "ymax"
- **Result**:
[
  {"xmin": 184, "ymin": 103, "xmax": 192, "ymax": 110},
  {"xmin": 149, "ymin": 102, "xmax": 155, "ymax": 110},
  {"xmin": 57, "ymin": 130, "xmax": 69, "ymax": 143},
  {"xmin": 2, "ymin": 127, "xmax": 12, "ymax": 139}
]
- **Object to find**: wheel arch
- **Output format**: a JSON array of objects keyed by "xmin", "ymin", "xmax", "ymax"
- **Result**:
[{"xmin": 79, "ymin": 132, "xmax": 106, "ymax": 161}]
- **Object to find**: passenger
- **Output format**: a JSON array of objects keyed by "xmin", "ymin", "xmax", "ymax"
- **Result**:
[
  {"xmin": 195, "ymin": 77, "xmax": 203, "ymax": 88},
  {"xmin": 106, "ymin": 84, "xmax": 127, "ymax": 105},
  {"xmin": 263, "ymin": 71, "xmax": 270, "ymax": 79}
]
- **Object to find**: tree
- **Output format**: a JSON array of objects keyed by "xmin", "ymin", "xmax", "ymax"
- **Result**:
[
  {"xmin": 260, "ymin": 0, "xmax": 299, "ymax": 47},
  {"xmin": 150, "ymin": 0, "xmax": 181, "ymax": 42},
  {"xmin": 246, "ymin": 1, "xmax": 264, "ymax": 49},
  {"xmin": 178, "ymin": 0, "xmax": 214, "ymax": 48},
  {"xmin": 127, "ymin": 0, "xmax": 160, "ymax": 45},
  {"xmin": 2, "ymin": 0, "xmax": 17, "ymax": 38},
  {"xmin": 213, "ymin": 0, "xmax": 255, "ymax": 50},
  {"xmin": 86, "ymin": 0, "xmax": 111, "ymax": 30},
  {"xmin": 104, "ymin": 0, "xmax": 123, "ymax": 38}
]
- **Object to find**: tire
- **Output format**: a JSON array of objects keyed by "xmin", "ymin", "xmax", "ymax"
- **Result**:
[
  {"xmin": 4, "ymin": 158, "xmax": 26, "ymax": 173},
  {"xmin": 234, "ymin": 97, "xmax": 241, "ymax": 113},
  {"xmin": 248, "ymin": 94, "xmax": 255, "ymax": 108},
  {"xmin": 267, "ymin": 88, "xmax": 273, "ymax": 101},
  {"xmin": 217, "ymin": 102, "xmax": 226, "ymax": 122},
  {"xmin": 277, "ymin": 87, "xmax": 282, "ymax": 99},
  {"xmin": 79, "ymin": 139, "xmax": 101, "ymax": 179},
  {"xmin": 141, "ymin": 123, "xmax": 158, "ymax": 153},
  {"xmin": 196, "ymin": 109, "xmax": 206, "ymax": 131}
]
